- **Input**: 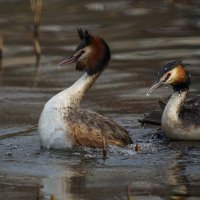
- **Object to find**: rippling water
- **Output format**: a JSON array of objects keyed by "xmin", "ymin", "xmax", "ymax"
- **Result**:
[{"xmin": 0, "ymin": 1, "xmax": 200, "ymax": 200}]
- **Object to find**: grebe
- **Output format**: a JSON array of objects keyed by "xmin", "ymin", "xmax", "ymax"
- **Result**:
[
  {"xmin": 147, "ymin": 60, "xmax": 200, "ymax": 140},
  {"xmin": 38, "ymin": 29, "xmax": 133, "ymax": 149}
]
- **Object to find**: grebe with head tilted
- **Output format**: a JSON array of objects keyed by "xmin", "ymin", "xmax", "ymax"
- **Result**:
[
  {"xmin": 147, "ymin": 60, "xmax": 200, "ymax": 140},
  {"xmin": 38, "ymin": 29, "xmax": 133, "ymax": 149}
]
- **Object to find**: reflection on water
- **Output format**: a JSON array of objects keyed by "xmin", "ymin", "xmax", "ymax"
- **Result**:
[
  {"xmin": 167, "ymin": 152, "xmax": 188, "ymax": 199},
  {"xmin": 0, "ymin": 0, "xmax": 200, "ymax": 199}
]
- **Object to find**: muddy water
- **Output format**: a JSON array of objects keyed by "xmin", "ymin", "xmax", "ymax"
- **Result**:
[{"xmin": 0, "ymin": 1, "xmax": 200, "ymax": 200}]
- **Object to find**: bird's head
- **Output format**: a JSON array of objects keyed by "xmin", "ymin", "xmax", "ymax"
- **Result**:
[
  {"xmin": 58, "ymin": 29, "xmax": 111, "ymax": 75},
  {"xmin": 147, "ymin": 60, "xmax": 191, "ymax": 95}
]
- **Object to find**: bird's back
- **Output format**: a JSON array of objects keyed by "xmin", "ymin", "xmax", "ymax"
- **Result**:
[
  {"xmin": 66, "ymin": 108, "xmax": 133, "ymax": 148},
  {"xmin": 180, "ymin": 97, "xmax": 200, "ymax": 126}
]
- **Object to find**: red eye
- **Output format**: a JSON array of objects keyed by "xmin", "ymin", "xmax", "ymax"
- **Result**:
[
  {"xmin": 81, "ymin": 50, "xmax": 85, "ymax": 54},
  {"xmin": 167, "ymin": 72, "xmax": 171, "ymax": 77}
]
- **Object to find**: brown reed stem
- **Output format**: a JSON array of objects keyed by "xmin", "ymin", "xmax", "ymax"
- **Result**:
[
  {"xmin": 36, "ymin": 183, "xmax": 41, "ymax": 200},
  {"xmin": 134, "ymin": 143, "xmax": 141, "ymax": 152},
  {"xmin": 31, "ymin": 0, "xmax": 42, "ymax": 67},
  {"xmin": 0, "ymin": 32, "xmax": 3, "ymax": 60},
  {"xmin": 0, "ymin": 32, "xmax": 3, "ymax": 71},
  {"xmin": 102, "ymin": 136, "xmax": 107, "ymax": 159},
  {"xmin": 126, "ymin": 185, "xmax": 134, "ymax": 200},
  {"xmin": 50, "ymin": 194, "xmax": 57, "ymax": 200}
]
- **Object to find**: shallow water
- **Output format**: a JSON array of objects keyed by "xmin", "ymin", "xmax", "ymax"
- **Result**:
[{"xmin": 0, "ymin": 0, "xmax": 200, "ymax": 200}]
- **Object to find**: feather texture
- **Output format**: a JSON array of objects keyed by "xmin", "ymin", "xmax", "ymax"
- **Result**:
[{"xmin": 66, "ymin": 108, "xmax": 133, "ymax": 148}]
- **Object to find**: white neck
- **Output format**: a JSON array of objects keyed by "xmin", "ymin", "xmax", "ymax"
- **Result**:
[
  {"xmin": 38, "ymin": 71, "xmax": 102, "ymax": 149},
  {"xmin": 59, "ymin": 72, "xmax": 101, "ymax": 107},
  {"xmin": 161, "ymin": 90, "xmax": 188, "ymax": 137},
  {"xmin": 162, "ymin": 90, "xmax": 187, "ymax": 123}
]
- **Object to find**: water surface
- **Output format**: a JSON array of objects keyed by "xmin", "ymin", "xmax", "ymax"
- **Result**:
[{"xmin": 0, "ymin": 1, "xmax": 200, "ymax": 199}]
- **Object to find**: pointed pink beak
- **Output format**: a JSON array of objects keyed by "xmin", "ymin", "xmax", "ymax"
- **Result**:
[
  {"xmin": 147, "ymin": 75, "xmax": 169, "ymax": 96},
  {"xmin": 147, "ymin": 80, "xmax": 164, "ymax": 95},
  {"xmin": 57, "ymin": 50, "xmax": 84, "ymax": 66},
  {"xmin": 57, "ymin": 55, "xmax": 79, "ymax": 66}
]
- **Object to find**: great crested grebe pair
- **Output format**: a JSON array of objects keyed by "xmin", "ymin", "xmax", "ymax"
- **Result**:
[{"xmin": 39, "ymin": 29, "xmax": 200, "ymax": 149}]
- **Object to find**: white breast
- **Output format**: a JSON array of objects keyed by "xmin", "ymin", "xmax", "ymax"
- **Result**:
[
  {"xmin": 161, "ymin": 91, "xmax": 200, "ymax": 140},
  {"xmin": 162, "ymin": 116, "xmax": 200, "ymax": 140},
  {"xmin": 38, "ymin": 72, "xmax": 99, "ymax": 149},
  {"xmin": 38, "ymin": 93, "xmax": 73, "ymax": 149}
]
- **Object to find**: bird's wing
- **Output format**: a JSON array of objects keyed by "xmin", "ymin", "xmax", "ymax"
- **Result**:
[
  {"xmin": 66, "ymin": 108, "xmax": 133, "ymax": 148},
  {"xmin": 180, "ymin": 97, "xmax": 200, "ymax": 125}
]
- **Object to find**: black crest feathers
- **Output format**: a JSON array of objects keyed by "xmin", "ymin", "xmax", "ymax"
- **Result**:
[
  {"xmin": 77, "ymin": 28, "xmax": 93, "ymax": 44},
  {"xmin": 75, "ymin": 28, "xmax": 111, "ymax": 75}
]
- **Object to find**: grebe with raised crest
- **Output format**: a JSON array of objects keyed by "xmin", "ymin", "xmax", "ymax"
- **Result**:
[
  {"xmin": 38, "ymin": 29, "xmax": 133, "ymax": 149},
  {"xmin": 147, "ymin": 60, "xmax": 200, "ymax": 140}
]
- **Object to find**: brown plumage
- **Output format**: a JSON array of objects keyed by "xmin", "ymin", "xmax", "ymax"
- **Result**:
[
  {"xmin": 169, "ymin": 64, "xmax": 189, "ymax": 86},
  {"xmin": 66, "ymin": 108, "xmax": 133, "ymax": 148},
  {"xmin": 38, "ymin": 29, "xmax": 133, "ymax": 149},
  {"xmin": 75, "ymin": 29, "xmax": 111, "ymax": 75}
]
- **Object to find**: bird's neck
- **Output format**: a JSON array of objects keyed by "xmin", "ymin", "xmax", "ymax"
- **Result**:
[
  {"xmin": 162, "ymin": 90, "xmax": 188, "ymax": 124},
  {"xmin": 61, "ymin": 72, "xmax": 101, "ymax": 107}
]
